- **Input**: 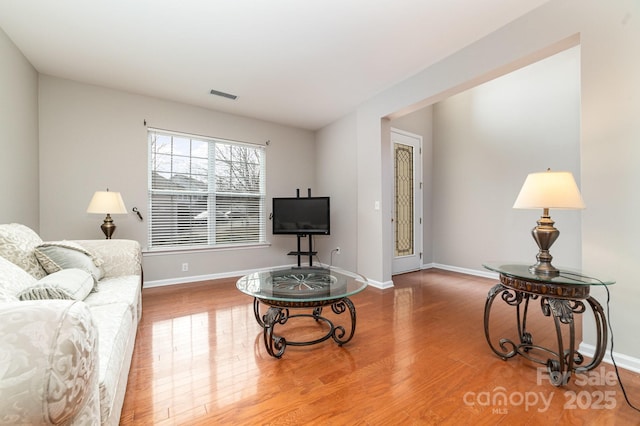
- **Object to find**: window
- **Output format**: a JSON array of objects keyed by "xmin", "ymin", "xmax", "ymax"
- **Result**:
[{"xmin": 148, "ymin": 129, "xmax": 266, "ymax": 250}]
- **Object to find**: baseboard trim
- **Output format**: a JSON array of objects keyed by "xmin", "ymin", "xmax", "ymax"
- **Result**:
[
  {"xmin": 423, "ymin": 263, "xmax": 499, "ymax": 280},
  {"xmin": 367, "ymin": 279, "xmax": 394, "ymax": 290},
  {"xmin": 144, "ymin": 268, "xmax": 261, "ymax": 288},
  {"xmin": 144, "ymin": 263, "xmax": 308, "ymax": 288},
  {"xmin": 579, "ymin": 343, "xmax": 640, "ymax": 374},
  {"xmin": 147, "ymin": 263, "xmax": 495, "ymax": 289},
  {"xmin": 144, "ymin": 264, "xmax": 384, "ymax": 289}
]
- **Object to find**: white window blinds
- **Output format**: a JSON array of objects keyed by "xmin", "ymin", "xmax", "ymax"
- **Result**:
[{"xmin": 148, "ymin": 129, "xmax": 266, "ymax": 250}]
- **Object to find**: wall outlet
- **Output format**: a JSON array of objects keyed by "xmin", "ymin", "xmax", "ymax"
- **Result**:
[
  {"xmin": 181, "ymin": 263, "xmax": 189, "ymax": 272},
  {"xmin": 336, "ymin": 247, "xmax": 341, "ymax": 254}
]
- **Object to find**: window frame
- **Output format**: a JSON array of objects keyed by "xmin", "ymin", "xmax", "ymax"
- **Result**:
[{"xmin": 147, "ymin": 128, "xmax": 267, "ymax": 252}]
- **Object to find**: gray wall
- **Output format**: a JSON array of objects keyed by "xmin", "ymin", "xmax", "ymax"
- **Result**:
[
  {"xmin": 431, "ymin": 46, "xmax": 581, "ymax": 271},
  {"xmin": 315, "ymin": 112, "xmax": 358, "ymax": 270},
  {"xmin": 38, "ymin": 76, "xmax": 316, "ymax": 284},
  {"xmin": 0, "ymin": 28, "xmax": 39, "ymax": 229},
  {"xmin": 385, "ymin": 46, "xmax": 580, "ymax": 275}
]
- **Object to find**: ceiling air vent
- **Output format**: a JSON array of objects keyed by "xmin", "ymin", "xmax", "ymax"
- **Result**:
[{"xmin": 210, "ymin": 89, "xmax": 238, "ymax": 100}]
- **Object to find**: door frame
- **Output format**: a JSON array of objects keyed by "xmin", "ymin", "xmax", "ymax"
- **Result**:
[{"xmin": 390, "ymin": 128, "xmax": 423, "ymax": 275}]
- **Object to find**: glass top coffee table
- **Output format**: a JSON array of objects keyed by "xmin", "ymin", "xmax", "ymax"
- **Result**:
[{"xmin": 236, "ymin": 266, "xmax": 368, "ymax": 358}]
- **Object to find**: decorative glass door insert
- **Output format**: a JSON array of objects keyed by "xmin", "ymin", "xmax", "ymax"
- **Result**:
[{"xmin": 394, "ymin": 143, "xmax": 414, "ymax": 257}]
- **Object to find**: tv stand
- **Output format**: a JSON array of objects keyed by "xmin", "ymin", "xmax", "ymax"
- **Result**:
[{"xmin": 287, "ymin": 233, "xmax": 316, "ymax": 267}]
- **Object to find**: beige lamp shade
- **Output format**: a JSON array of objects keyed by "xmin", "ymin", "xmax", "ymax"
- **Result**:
[
  {"xmin": 513, "ymin": 169, "xmax": 584, "ymax": 276},
  {"xmin": 87, "ymin": 190, "xmax": 127, "ymax": 239},
  {"xmin": 513, "ymin": 170, "xmax": 585, "ymax": 210},
  {"xmin": 87, "ymin": 191, "xmax": 128, "ymax": 214}
]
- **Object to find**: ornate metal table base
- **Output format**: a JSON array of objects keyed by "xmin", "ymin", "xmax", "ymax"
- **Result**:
[
  {"xmin": 484, "ymin": 274, "xmax": 608, "ymax": 386},
  {"xmin": 253, "ymin": 297, "xmax": 357, "ymax": 358}
]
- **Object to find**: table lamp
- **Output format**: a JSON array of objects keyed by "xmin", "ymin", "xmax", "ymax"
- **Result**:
[
  {"xmin": 513, "ymin": 169, "xmax": 585, "ymax": 276},
  {"xmin": 87, "ymin": 189, "xmax": 128, "ymax": 239}
]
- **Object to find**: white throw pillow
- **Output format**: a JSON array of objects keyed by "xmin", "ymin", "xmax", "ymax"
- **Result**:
[
  {"xmin": 0, "ymin": 287, "xmax": 18, "ymax": 302},
  {"xmin": 0, "ymin": 255, "xmax": 37, "ymax": 297},
  {"xmin": 34, "ymin": 241, "xmax": 104, "ymax": 284},
  {"xmin": 17, "ymin": 269, "xmax": 94, "ymax": 301}
]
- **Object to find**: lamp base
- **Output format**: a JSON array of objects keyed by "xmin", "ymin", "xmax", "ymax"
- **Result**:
[
  {"xmin": 100, "ymin": 214, "xmax": 116, "ymax": 239},
  {"xmin": 529, "ymin": 209, "xmax": 560, "ymax": 277},
  {"xmin": 529, "ymin": 262, "xmax": 560, "ymax": 277}
]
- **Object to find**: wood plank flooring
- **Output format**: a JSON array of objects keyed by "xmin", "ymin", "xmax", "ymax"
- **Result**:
[{"xmin": 120, "ymin": 269, "xmax": 640, "ymax": 425}]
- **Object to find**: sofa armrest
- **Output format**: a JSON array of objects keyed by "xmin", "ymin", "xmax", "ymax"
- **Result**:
[
  {"xmin": 74, "ymin": 239, "xmax": 142, "ymax": 279},
  {"xmin": 0, "ymin": 300, "xmax": 100, "ymax": 424}
]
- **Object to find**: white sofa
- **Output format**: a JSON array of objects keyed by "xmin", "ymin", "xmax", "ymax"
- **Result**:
[{"xmin": 0, "ymin": 223, "xmax": 142, "ymax": 425}]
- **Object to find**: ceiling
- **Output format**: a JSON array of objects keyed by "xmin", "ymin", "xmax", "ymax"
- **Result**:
[{"xmin": 0, "ymin": 0, "xmax": 550, "ymax": 130}]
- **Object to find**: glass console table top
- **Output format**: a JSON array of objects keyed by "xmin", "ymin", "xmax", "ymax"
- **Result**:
[
  {"xmin": 236, "ymin": 267, "xmax": 368, "ymax": 303},
  {"xmin": 482, "ymin": 261, "xmax": 613, "ymax": 385},
  {"xmin": 483, "ymin": 262, "xmax": 614, "ymax": 286}
]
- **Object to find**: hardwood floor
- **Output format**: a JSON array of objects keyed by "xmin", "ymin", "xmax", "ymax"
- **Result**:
[{"xmin": 120, "ymin": 269, "xmax": 640, "ymax": 425}]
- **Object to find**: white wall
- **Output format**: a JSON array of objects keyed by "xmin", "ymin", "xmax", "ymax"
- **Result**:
[
  {"xmin": 38, "ymin": 75, "xmax": 316, "ymax": 284},
  {"xmin": 0, "ymin": 28, "xmax": 39, "ymax": 229},
  {"xmin": 431, "ymin": 46, "xmax": 581, "ymax": 271},
  {"xmin": 353, "ymin": 47, "xmax": 581, "ymax": 280},
  {"xmin": 578, "ymin": 1, "xmax": 640, "ymax": 363},
  {"xmin": 333, "ymin": 0, "xmax": 640, "ymax": 361},
  {"xmin": 315, "ymin": 112, "xmax": 358, "ymax": 270}
]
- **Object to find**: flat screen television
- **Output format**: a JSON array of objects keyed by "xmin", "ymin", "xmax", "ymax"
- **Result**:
[{"xmin": 272, "ymin": 197, "xmax": 330, "ymax": 235}]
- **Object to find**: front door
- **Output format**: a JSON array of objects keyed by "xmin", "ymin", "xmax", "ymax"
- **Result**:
[{"xmin": 391, "ymin": 129, "xmax": 422, "ymax": 275}]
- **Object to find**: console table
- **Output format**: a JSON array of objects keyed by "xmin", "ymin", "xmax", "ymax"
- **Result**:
[
  {"xmin": 236, "ymin": 267, "xmax": 368, "ymax": 358},
  {"xmin": 482, "ymin": 263, "xmax": 613, "ymax": 386}
]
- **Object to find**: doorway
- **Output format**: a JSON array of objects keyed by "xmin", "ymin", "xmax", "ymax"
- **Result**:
[{"xmin": 391, "ymin": 129, "xmax": 422, "ymax": 274}]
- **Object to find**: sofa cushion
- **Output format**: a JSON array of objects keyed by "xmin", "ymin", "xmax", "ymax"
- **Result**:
[
  {"xmin": 88, "ymin": 302, "xmax": 134, "ymax": 421},
  {"xmin": 0, "ymin": 255, "xmax": 37, "ymax": 297},
  {"xmin": 17, "ymin": 269, "xmax": 94, "ymax": 301},
  {"xmin": 0, "ymin": 223, "xmax": 46, "ymax": 279},
  {"xmin": 84, "ymin": 275, "xmax": 142, "ymax": 323},
  {"xmin": 34, "ymin": 241, "xmax": 104, "ymax": 284}
]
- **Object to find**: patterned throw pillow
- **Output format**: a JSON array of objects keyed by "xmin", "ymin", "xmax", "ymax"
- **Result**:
[
  {"xmin": 34, "ymin": 241, "xmax": 104, "ymax": 284},
  {"xmin": 17, "ymin": 269, "xmax": 94, "ymax": 301},
  {"xmin": 0, "ymin": 223, "xmax": 46, "ymax": 279}
]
